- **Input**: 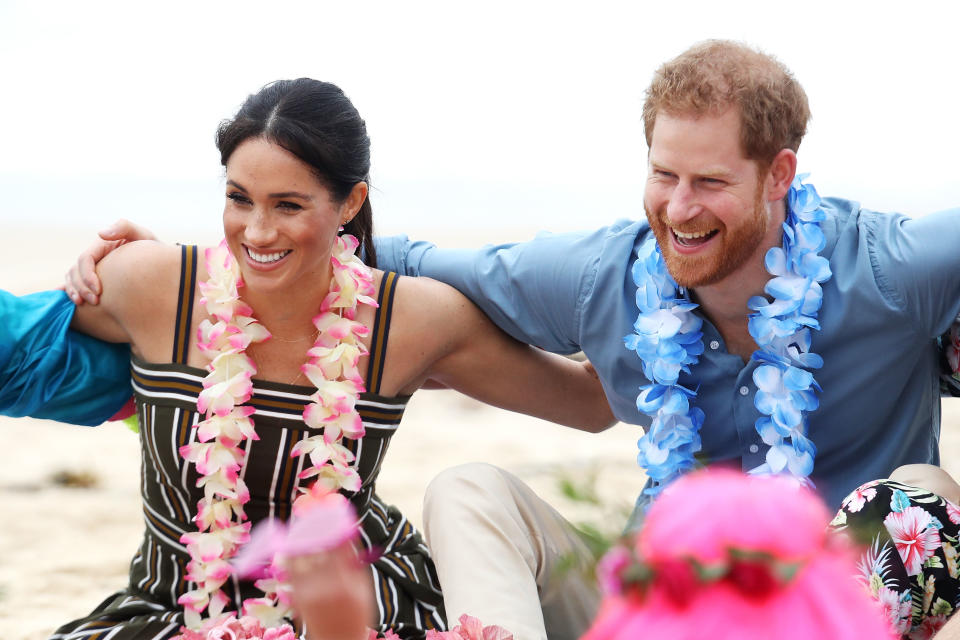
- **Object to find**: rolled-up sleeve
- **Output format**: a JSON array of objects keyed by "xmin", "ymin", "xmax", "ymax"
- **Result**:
[
  {"xmin": 864, "ymin": 207, "xmax": 960, "ymax": 338},
  {"xmin": 0, "ymin": 290, "xmax": 131, "ymax": 425},
  {"xmin": 374, "ymin": 232, "xmax": 599, "ymax": 353}
]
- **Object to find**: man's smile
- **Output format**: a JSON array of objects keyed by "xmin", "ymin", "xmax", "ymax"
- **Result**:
[{"xmin": 670, "ymin": 227, "xmax": 719, "ymax": 248}]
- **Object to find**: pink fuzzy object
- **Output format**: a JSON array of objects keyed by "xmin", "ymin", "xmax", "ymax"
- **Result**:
[
  {"xmin": 582, "ymin": 469, "xmax": 897, "ymax": 640},
  {"xmin": 232, "ymin": 490, "xmax": 359, "ymax": 579}
]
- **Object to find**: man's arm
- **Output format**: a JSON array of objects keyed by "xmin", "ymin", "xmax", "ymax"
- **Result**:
[
  {"xmin": 0, "ymin": 290, "xmax": 131, "ymax": 425},
  {"xmin": 70, "ymin": 221, "xmax": 611, "ymax": 353},
  {"xmin": 375, "ymin": 230, "xmax": 607, "ymax": 354}
]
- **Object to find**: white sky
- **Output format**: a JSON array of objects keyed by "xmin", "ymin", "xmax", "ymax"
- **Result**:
[{"xmin": 1, "ymin": 0, "xmax": 957, "ymax": 238}]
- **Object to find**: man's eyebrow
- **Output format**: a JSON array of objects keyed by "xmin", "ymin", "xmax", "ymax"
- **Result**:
[
  {"xmin": 649, "ymin": 161, "xmax": 674, "ymax": 172},
  {"xmin": 649, "ymin": 163, "xmax": 736, "ymax": 179},
  {"xmin": 696, "ymin": 168, "xmax": 736, "ymax": 179}
]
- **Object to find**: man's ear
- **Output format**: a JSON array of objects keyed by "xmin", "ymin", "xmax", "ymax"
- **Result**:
[{"xmin": 765, "ymin": 149, "xmax": 797, "ymax": 202}]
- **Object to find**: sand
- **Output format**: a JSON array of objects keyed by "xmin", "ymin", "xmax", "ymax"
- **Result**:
[{"xmin": 1, "ymin": 225, "xmax": 957, "ymax": 640}]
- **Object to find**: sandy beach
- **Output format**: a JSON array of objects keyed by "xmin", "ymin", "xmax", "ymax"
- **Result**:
[{"xmin": 1, "ymin": 225, "xmax": 958, "ymax": 640}]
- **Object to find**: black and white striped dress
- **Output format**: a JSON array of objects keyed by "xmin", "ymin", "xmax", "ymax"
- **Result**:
[{"xmin": 51, "ymin": 247, "xmax": 446, "ymax": 640}]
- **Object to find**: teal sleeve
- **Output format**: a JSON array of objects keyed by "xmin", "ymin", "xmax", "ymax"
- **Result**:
[{"xmin": 0, "ymin": 289, "xmax": 132, "ymax": 425}]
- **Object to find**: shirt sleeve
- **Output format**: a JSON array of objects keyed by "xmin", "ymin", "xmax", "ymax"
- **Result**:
[
  {"xmin": 865, "ymin": 207, "xmax": 960, "ymax": 338},
  {"xmin": 0, "ymin": 290, "xmax": 132, "ymax": 426},
  {"xmin": 374, "ymin": 232, "xmax": 601, "ymax": 353}
]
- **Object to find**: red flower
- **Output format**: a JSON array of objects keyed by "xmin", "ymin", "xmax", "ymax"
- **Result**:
[
  {"xmin": 727, "ymin": 560, "xmax": 779, "ymax": 600},
  {"xmin": 653, "ymin": 559, "xmax": 699, "ymax": 607}
]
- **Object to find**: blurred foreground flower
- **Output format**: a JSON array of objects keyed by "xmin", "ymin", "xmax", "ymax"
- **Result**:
[{"xmin": 426, "ymin": 614, "xmax": 513, "ymax": 640}]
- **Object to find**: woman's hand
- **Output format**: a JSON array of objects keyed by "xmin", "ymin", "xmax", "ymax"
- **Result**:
[
  {"xmin": 286, "ymin": 543, "xmax": 375, "ymax": 640},
  {"xmin": 63, "ymin": 219, "xmax": 158, "ymax": 305}
]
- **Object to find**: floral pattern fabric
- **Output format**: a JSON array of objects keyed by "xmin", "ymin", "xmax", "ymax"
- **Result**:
[
  {"xmin": 833, "ymin": 480, "xmax": 960, "ymax": 639},
  {"xmin": 941, "ymin": 316, "xmax": 960, "ymax": 397}
]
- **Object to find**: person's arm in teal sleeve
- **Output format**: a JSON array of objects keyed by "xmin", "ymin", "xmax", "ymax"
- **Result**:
[
  {"xmin": 374, "ymin": 232, "xmax": 598, "ymax": 354},
  {"xmin": 0, "ymin": 289, "xmax": 132, "ymax": 426}
]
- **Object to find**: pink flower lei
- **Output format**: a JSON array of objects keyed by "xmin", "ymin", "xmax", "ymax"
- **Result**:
[{"xmin": 173, "ymin": 232, "xmax": 378, "ymax": 637}]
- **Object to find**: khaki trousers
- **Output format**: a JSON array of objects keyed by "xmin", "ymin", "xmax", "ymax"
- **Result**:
[{"xmin": 422, "ymin": 463, "xmax": 601, "ymax": 640}]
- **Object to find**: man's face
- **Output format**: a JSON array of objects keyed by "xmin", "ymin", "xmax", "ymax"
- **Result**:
[{"xmin": 644, "ymin": 108, "xmax": 771, "ymax": 289}]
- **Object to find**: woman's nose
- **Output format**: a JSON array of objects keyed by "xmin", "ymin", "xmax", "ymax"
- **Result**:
[{"xmin": 243, "ymin": 210, "xmax": 278, "ymax": 246}]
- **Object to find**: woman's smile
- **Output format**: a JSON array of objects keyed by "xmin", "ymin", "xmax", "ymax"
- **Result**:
[{"xmin": 243, "ymin": 245, "xmax": 293, "ymax": 268}]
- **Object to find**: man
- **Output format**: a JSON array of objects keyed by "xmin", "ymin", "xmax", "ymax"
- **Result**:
[{"xmin": 56, "ymin": 40, "xmax": 960, "ymax": 638}]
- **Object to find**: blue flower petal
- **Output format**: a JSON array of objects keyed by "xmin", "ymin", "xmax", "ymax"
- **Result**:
[
  {"xmin": 782, "ymin": 366, "xmax": 814, "ymax": 391},
  {"xmin": 765, "ymin": 247, "xmax": 788, "ymax": 276}
]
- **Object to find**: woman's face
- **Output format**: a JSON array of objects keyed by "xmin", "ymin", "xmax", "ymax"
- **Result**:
[{"xmin": 222, "ymin": 137, "xmax": 355, "ymax": 296}]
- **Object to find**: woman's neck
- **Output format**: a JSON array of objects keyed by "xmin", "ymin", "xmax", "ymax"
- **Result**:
[{"xmin": 240, "ymin": 272, "xmax": 333, "ymax": 339}]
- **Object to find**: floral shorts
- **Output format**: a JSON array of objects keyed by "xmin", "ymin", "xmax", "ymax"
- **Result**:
[{"xmin": 832, "ymin": 479, "xmax": 960, "ymax": 639}]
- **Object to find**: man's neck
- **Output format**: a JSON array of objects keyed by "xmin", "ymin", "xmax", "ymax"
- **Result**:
[{"xmin": 690, "ymin": 202, "xmax": 787, "ymax": 360}]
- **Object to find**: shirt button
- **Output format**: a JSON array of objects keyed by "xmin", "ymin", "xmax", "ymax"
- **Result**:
[
  {"xmin": 739, "ymin": 386, "xmax": 749, "ymax": 396},
  {"xmin": 709, "ymin": 340, "xmax": 720, "ymax": 350},
  {"xmin": 749, "ymin": 444, "xmax": 760, "ymax": 453}
]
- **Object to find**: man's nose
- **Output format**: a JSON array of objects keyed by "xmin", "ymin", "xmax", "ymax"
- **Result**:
[{"xmin": 665, "ymin": 182, "xmax": 702, "ymax": 225}]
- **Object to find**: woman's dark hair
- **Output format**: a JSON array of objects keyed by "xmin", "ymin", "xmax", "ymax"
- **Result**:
[{"xmin": 216, "ymin": 79, "xmax": 376, "ymax": 267}]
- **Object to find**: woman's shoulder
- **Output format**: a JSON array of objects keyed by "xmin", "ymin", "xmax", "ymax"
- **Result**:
[
  {"xmin": 386, "ymin": 271, "xmax": 472, "ymax": 322},
  {"xmin": 366, "ymin": 270, "xmax": 475, "ymax": 395},
  {"xmin": 384, "ymin": 272, "xmax": 486, "ymax": 365},
  {"xmin": 97, "ymin": 241, "xmax": 195, "ymax": 354},
  {"xmin": 98, "ymin": 240, "xmax": 183, "ymax": 281}
]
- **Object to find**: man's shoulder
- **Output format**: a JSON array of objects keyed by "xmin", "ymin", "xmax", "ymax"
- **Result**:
[
  {"xmin": 821, "ymin": 196, "xmax": 919, "ymax": 227},
  {"xmin": 819, "ymin": 197, "xmax": 916, "ymax": 253}
]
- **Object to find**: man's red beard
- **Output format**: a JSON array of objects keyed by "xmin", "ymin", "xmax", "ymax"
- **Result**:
[{"xmin": 646, "ymin": 184, "xmax": 768, "ymax": 289}]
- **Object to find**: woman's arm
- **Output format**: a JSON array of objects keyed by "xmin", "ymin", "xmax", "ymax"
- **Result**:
[
  {"xmin": 64, "ymin": 219, "xmax": 159, "ymax": 305},
  {"xmin": 0, "ymin": 240, "xmax": 178, "ymax": 425},
  {"xmin": 70, "ymin": 240, "xmax": 180, "ymax": 356},
  {"xmin": 391, "ymin": 277, "xmax": 616, "ymax": 432}
]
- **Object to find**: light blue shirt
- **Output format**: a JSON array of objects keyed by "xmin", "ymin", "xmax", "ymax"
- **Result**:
[{"xmin": 376, "ymin": 198, "xmax": 960, "ymax": 513}]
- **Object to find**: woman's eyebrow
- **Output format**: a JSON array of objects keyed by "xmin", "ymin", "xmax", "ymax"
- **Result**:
[
  {"xmin": 226, "ymin": 180, "xmax": 313, "ymax": 201},
  {"xmin": 269, "ymin": 191, "xmax": 313, "ymax": 200}
]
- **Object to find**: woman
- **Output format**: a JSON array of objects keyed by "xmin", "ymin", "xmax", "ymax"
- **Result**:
[{"xmin": 29, "ymin": 78, "xmax": 613, "ymax": 640}]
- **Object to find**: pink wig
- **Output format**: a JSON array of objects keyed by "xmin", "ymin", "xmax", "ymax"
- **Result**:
[{"xmin": 582, "ymin": 469, "xmax": 896, "ymax": 640}]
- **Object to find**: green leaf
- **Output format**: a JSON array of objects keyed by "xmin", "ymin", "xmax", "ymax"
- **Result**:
[
  {"xmin": 932, "ymin": 598, "xmax": 954, "ymax": 616},
  {"xmin": 829, "ymin": 510, "xmax": 847, "ymax": 527}
]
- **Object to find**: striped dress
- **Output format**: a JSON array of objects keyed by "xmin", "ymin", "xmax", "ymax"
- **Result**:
[{"xmin": 51, "ymin": 246, "xmax": 446, "ymax": 640}]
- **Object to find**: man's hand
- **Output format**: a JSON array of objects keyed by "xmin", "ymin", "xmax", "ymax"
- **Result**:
[{"xmin": 63, "ymin": 219, "xmax": 157, "ymax": 305}]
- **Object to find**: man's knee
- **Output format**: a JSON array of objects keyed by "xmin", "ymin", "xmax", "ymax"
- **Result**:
[{"xmin": 423, "ymin": 462, "xmax": 513, "ymax": 520}]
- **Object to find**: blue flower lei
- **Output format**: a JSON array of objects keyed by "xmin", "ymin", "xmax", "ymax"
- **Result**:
[{"xmin": 624, "ymin": 175, "xmax": 832, "ymax": 499}]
